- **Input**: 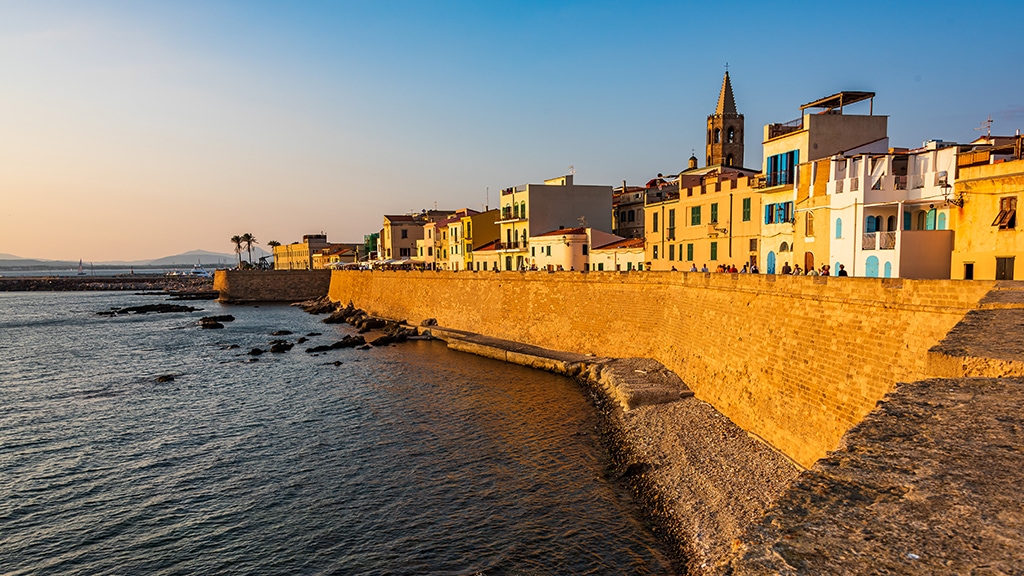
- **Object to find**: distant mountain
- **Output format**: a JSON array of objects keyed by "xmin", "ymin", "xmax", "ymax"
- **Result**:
[{"xmin": 147, "ymin": 250, "xmax": 239, "ymax": 266}]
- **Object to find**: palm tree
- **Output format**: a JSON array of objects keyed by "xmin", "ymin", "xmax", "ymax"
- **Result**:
[
  {"xmin": 241, "ymin": 233, "xmax": 257, "ymax": 265},
  {"xmin": 267, "ymin": 240, "xmax": 281, "ymax": 270},
  {"xmin": 230, "ymin": 235, "xmax": 243, "ymax": 267}
]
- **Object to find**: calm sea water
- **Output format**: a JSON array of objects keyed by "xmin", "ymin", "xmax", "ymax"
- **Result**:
[{"xmin": 0, "ymin": 292, "xmax": 673, "ymax": 575}]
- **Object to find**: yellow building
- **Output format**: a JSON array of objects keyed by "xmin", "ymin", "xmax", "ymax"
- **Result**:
[
  {"xmin": 952, "ymin": 138, "xmax": 1024, "ymax": 280},
  {"xmin": 462, "ymin": 209, "xmax": 500, "ymax": 271},
  {"xmin": 590, "ymin": 237, "xmax": 645, "ymax": 271},
  {"xmin": 759, "ymin": 91, "xmax": 888, "ymax": 273},
  {"xmin": 273, "ymin": 234, "xmax": 330, "ymax": 270},
  {"xmin": 646, "ymin": 171, "xmax": 762, "ymax": 271}
]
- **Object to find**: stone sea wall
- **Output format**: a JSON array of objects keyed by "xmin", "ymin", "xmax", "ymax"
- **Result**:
[
  {"xmin": 214, "ymin": 270, "xmax": 331, "ymax": 303},
  {"xmin": 326, "ymin": 270, "xmax": 998, "ymax": 467}
]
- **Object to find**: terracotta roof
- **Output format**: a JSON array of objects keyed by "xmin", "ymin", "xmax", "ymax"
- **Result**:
[
  {"xmin": 384, "ymin": 214, "xmax": 418, "ymax": 222},
  {"xmin": 593, "ymin": 237, "xmax": 644, "ymax": 251},
  {"xmin": 533, "ymin": 227, "xmax": 587, "ymax": 237}
]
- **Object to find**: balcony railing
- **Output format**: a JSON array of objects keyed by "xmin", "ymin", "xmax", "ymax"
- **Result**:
[
  {"xmin": 862, "ymin": 231, "xmax": 897, "ymax": 250},
  {"xmin": 767, "ymin": 117, "xmax": 803, "ymax": 140},
  {"xmin": 495, "ymin": 241, "xmax": 527, "ymax": 252},
  {"xmin": 894, "ymin": 175, "xmax": 908, "ymax": 190},
  {"xmin": 850, "ymin": 177, "xmax": 859, "ymax": 191}
]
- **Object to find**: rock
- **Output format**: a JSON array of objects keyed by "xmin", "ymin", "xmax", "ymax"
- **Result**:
[
  {"xmin": 98, "ymin": 303, "xmax": 202, "ymax": 316},
  {"xmin": 304, "ymin": 334, "xmax": 365, "ymax": 353},
  {"xmin": 357, "ymin": 344, "xmax": 371, "ymax": 350},
  {"xmin": 201, "ymin": 315, "xmax": 235, "ymax": 323},
  {"xmin": 359, "ymin": 318, "xmax": 387, "ymax": 331},
  {"xmin": 421, "ymin": 318, "xmax": 438, "ymax": 326},
  {"xmin": 271, "ymin": 330, "xmax": 293, "ymax": 336},
  {"xmin": 270, "ymin": 342, "xmax": 294, "ymax": 353},
  {"xmin": 200, "ymin": 320, "xmax": 224, "ymax": 329},
  {"xmin": 296, "ymin": 337, "xmax": 308, "ymax": 344},
  {"xmin": 248, "ymin": 348, "xmax": 265, "ymax": 356},
  {"xmin": 155, "ymin": 374, "xmax": 176, "ymax": 383},
  {"xmin": 306, "ymin": 332, "xmax": 322, "ymax": 337}
]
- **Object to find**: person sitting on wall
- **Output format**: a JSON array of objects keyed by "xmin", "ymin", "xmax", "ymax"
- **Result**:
[
  {"xmin": 820, "ymin": 264, "xmax": 830, "ymax": 276},
  {"xmin": 740, "ymin": 264, "xmax": 749, "ymax": 273},
  {"xmin": 807, "ymin": 266, "xmax": 819, "ymax": 276},
  {"xmin": 690, "ymin": 263, "xmax": 698, "ymax": 272},
  {"xmin": 781, "ymin": 261, "xmax": 792, "ymax": 275},
  {"xmin": 793, "ymin": 264, "xmax": 802, "ymax": 275},
  {"xmin": 750, "ymin": 263, "xmax": 760, "ymax": 274},
  {"xmin": 837, "ymin": 264, "xmax": 848, "ymax": 276},
  {"xmin": 701, "ymin": 264, "xmax": 709, "ymax": 272}
]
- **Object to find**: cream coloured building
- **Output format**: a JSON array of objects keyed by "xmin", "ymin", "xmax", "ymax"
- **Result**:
[
  {"xmin": 495, "ymin": 174, "xmax": 613, "ymax": 271},
  {"xmin": 590, "ymin": 237, "xmax": 645, "ymax": 271}
]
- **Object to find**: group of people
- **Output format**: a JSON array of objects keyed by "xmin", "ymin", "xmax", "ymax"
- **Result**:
[
  {"xmin": 675, "ymin": 261, "xmax": 849, "ymax": 276},
  {"xmin": 779, "ymin": 262, "xmax": 848, "ymax": 276}
]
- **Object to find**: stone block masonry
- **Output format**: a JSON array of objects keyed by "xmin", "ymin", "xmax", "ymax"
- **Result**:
[
  {"xmin": 214, "ymin": 270, "xmax": 331, "ymax": 303},
  {"xmin": 327, "ymin": 270, "xmax": 1003, "ymax": 468}
]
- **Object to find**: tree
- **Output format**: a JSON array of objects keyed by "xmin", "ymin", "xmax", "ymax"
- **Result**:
[
  {"xmin": 230, "ymin": 235, "xmax": 243, "ymax": 267},
  {"xmin": 241, "ymin": 233, "xmax": 257, "ymax": 265},
  {"xmin": 267, "ymin": 240, "xmax": 281, "ymax": 270}
]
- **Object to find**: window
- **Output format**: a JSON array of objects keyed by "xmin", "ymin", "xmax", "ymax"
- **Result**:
[
  {"xmin": 401, "ymin": 229, "xmax": 408, "ymax": 239},
  {"xmin": 531, "ymin": 246, "xmax": 535, "ymax": 257},
  {"xmin": 598, "ymin": 263, "xmax": 604, "ymax": 271},
  {"xmin": 466, "ymin": 222, "xmax": 471, "ymax": 236},
  {"xmin": 742, "ymin": 198, "xmax": 751, "ymax": 222},
  {"xmin": 686, "ymin": 243, "xmax": 694, "ymax": 261},
  {"xmin": 865, "ymin": 216, "xmax": 878, "ymax": 233},
  {"xmin": 710, "ymin": 203, "xmax": 719, "ymax": 223},
  {"xmin": 749, "ymin": 238, "xmax": 757, "ymax": 251},
  {"xmin": 691, "ymin": 206, "xmax": 702, "ymax": 226},
  {"xmin": 835, "ymin": 218, "xmax": 843, "ymax": 239},
  {"xmin": 653, "ymin": 245, "xmax": 659, "ymax": 260},
  {"xmin": 652, "ymin": 212, "xmax": 659, "ymax": 233},
  {"xmin": 727, "ymin": 127, "xmax": 735, "ymax": 143},
  {"xmin": 993, "ymin": 197, "xmax": 1018, "ymax": 229},
  {"xmin": 668, "ymin": 244, "xmax": 675, "ymax": 261},
  {"xmin": 780, "ymin": 242, "xmax": 789, "ymax": 253},
  {"xmin": 963, "ymin": 262, "xmax": 974, "ymax": 280},
  {"xmin": 767, "ymin": 150, "xmax": 799, "ymax": 187},
  {"xmin": 546, "ymin": 246, "xmax": 551, "ymax": 256},
  {"xmin": 764, "ymin": 202, "xmax": 794, "ymax": 224},
  {"xmin": 726, "ymin": 155, "xmax": 734, "ymax": 166},
  {"xmin": 628, "ymin": 210, "xmax": 635, "ymax": 222},
  {"xmin": 714, "ymin": 128, "xmax": 721, "ymax": 143},
  {"xmin": 710, "ymin": 242, "xmax": 718, "ymax": 261},
  {"xmin": 582, "ymin": 245, "xmax": 588, "ymax": 256},
  {"xmin": 668, "ymin": 209, "xmax": 676, "ymax": 239},
  {"xmin": 400, "ymin": 248, "xmax": 410, "ymax": 257},
  {"xmin": 806, "ymin": 212, "xmax": 815, "ymax": 236}
]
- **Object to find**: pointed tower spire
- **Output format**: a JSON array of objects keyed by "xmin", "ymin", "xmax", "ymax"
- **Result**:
[{"xmin": 715, "ymin": 71, "xmax": 737, "ymax": 116}]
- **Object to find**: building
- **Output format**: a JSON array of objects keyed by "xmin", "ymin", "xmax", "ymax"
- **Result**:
[
  {"xmin": 528, "ymin": 227, "xmax": 623, "ymax": 271},
  {"xmin": 644, "ymin": 73, "xmax": 759, "ymax": 271},
  {"xmin": 759, "ymin": 91, "xmax": 888, "ymax": 273},
  {"xmin": 590, "ymin": 237, "xmax": 645, "ymax": 271},
  {"xmin": 273, "ymin": 234, "xmax": 331, "ymax": 270},
  {"xmin": 311, "ymin": 245, "xmax": 361, "ymax": 269},
  {"xmin": 951, "ymin": 136, "xmax": 1024, "ymax": 280},
  {"xmin": 707, "ymin": 71, "xmax": 745, "ymax": 168},
  {"xmin": 826, "ymin": 140, "xmax": 960, "ymax": 278},
  {"xmin": 462, "ymin": 209, "xmax": 500, "ymax": 272},
  {"xmin": 495, "ymin": 174, "xmax": 613, "ymax": 271},
  {"xmin": 381, "ymin": 210, "xmax": 456, "ymax": 262}
]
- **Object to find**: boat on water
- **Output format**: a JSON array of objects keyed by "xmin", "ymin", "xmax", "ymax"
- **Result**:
[{"xmin": 167, "ymin": 263, "xmax": 213, "ymax": 279}]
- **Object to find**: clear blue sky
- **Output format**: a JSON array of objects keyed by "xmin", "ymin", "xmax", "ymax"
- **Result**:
[{"xmin": 3, "ymin": 0, "xmax": 1022, "ymax": 261}]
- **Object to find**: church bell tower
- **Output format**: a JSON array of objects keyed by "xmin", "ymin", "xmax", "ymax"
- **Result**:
[{"xmin": 706, "ymin": 71, "xmax": 744, "ymax": 167}]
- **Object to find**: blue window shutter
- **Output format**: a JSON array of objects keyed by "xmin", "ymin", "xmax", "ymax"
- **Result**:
[{"xmin": 765, "ymin": 205, "xmax": 771, "ymax": 224}]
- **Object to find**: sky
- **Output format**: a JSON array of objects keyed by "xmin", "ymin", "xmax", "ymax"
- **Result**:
[{"xmin": 2, "ymin": 0, "xmax": 1023, "ymax": 262}]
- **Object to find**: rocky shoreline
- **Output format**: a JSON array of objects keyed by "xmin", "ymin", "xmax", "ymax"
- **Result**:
[{"xmin": 0, "ymin": 275, "xmax": 215, "ymax": 293}]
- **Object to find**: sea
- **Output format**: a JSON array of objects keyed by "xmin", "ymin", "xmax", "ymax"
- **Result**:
[{"xmin": 0, "ymin": 291, "xmax": 675, "ymax": 575}]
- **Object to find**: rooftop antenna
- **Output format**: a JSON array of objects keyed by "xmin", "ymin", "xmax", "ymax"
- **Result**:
[
  {"xmin": 486, "ymin": 187, "xmax": 489, "ymax": 211},
  {"xmin": 568, "ymin": 165, "xmax": 576, "ymax": 176},
  {"xmin": 975, "ymin": 115, "xmax": 993, "ymax": 138}
]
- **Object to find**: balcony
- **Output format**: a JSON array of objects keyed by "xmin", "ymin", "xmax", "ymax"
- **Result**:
[
  {"xmin": 767, "ymin": 117, "xmax": 803, "ymax": 140},
  {"xmin": 495, "ymin": 241, "xmax": 527, "ymax": 252},
  {"xmin": 496, "ymin": 212, "xmax": 528, "ymax": 224},
  {"xmin": 862, "ymin": 231, "xmax": 897, "ymax": 250}
]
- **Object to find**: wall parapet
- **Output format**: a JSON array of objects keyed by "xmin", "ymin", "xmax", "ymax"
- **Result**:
[{"xmin": 328, "ymin": 269, "xmax": 999, "ymax": 467}]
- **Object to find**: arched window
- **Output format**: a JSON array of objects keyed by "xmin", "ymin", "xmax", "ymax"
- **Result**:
[
  {"xmin": 916, "ymin": 211, "xmax": 926, "ymax": 230},
  {"xmin": 937, "ymin": 212, "xmax": 947, "ymax": 230},
  {"xmin": 726, "ymin": 155, "xmax": 734, "ymax": 166},
  {"xmin": 520, "ymin": 230, "xmax": 527, "ymax": 244},
  {"xmin": 780, "ymin": 241, "xmax": 789, "ymax": 253},
  {"xmin": 806, "ymin": 212, "xmax": 815, "ymax": 237},
  {"xmin": 926, "ymin": 208, "xmax": 937, "ymax": 231},
  {"xmin": 714, "ymin": 128, "xmax": 721, "ymax": 143},
  {"xmin": 884, "ymin": 262, "xmax": 892, "ymax": 278},
  {"xmin": 727, "ymin": 127, "xmax": 735, "ymax": 143},
  {"xmin": 887, "ymin": 215, "xmax": 897, "ymax": 231},
  {"xmin": 865, "ymin": 216, "xmax": 877, "ymax": 233},
  {"xmin": 835, "ymin": 218, "xmax": 843, "ymax": 239}
]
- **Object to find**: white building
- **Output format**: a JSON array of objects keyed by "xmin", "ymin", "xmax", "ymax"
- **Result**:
[
  {"xmin": 827, "ymin": 140, "xmax": 959, "ymax": 278},
  {"xmin": 528, "ymin": 227, "xmax": 623, "ymax": 271}
]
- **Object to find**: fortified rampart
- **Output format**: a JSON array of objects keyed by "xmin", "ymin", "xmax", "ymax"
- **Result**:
[
  {"xmin": 214, "ymin": 270, "xmax": 331, "ymax": 303},
  {"xmin": 326, "ymin": 270, "xmax": 1001, "ymax": 467}
]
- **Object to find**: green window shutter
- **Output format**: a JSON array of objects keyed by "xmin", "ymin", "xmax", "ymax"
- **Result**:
[
  {"xmin": 742, "ymin": 198, "xmax": 751, "ymax": 221},
  {"xmin": 687, "ymin": 243, "xmax": 693, "ymax": 260},
  {"xmin": 710, "ymin": 242, "xmax": 718, "ymax": 261},
  {"xmin": 711, "ymin": 203, "xmax": 719, "ymax": 223}
]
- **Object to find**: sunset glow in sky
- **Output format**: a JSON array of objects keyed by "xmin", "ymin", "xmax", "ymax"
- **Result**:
[{"xmin": 3, "ymin": 0, "xmax": 1023, "ymax": 261}]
